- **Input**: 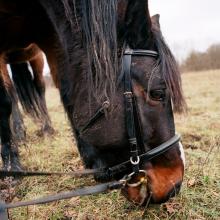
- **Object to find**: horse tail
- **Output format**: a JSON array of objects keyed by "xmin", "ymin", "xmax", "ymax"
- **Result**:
[
  {"xmin": 10, "ymin": 62, "xmax": 48, "ymax": 121},
  {"xmin": 4, "ymin": 69, "xmax": 26, "ymax": 141}
]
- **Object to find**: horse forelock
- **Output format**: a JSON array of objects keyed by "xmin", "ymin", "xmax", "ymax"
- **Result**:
[{"xmin": 152, "ymin": 29, "xmax": 187, "ymax": 113}]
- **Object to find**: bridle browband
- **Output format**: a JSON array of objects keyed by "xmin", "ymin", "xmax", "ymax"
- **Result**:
[
  {"xmin": 0, "ymin": 49, "xmax": 181, "ymax": 218},
  {"xmin": 124, "ymin": 48, "xmax": 158, "ymax": 57}
]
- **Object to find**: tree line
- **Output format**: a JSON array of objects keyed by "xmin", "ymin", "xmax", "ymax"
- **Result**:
[{"xmin": 181, "ymin": 43, "xmax": 220, "ymax": 72}]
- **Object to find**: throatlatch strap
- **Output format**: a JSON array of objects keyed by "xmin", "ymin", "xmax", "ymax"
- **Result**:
[{"xmin": 123, "ymin": 52, "xmax": 139, "ymax": 173}]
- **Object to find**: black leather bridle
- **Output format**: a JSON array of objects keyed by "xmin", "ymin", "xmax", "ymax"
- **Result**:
[
  {"xmin": 0, "ymin": 48, "xmax": 181, "ymax": 218},
  {"xmin": 74, "ymin": 47, "xmax": 180, "ymax": 178}
]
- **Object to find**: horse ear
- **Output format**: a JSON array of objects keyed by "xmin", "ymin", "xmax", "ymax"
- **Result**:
[
  {"xmin": 151, "ymin": 14, "xmax": 161, "ymax": 31},
  {"xmin": 125, "ymin": 0, "xmax": 152, "ymax": 48}
]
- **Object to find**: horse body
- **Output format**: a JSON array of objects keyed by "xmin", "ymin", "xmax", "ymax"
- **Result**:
[{"xmin": 0, "ymin": 0, "xmax": 186, "ymax": 205}]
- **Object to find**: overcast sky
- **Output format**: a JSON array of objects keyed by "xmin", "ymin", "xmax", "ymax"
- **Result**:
[{"xmin": 149, "ymin": 0, "xmax": 220, "ymax": 61}]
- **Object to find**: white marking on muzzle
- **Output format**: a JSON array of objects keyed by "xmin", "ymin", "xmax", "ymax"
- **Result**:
[{"xmin": 179, "ymin": 142, "xmax": 185, "ymax": 168}]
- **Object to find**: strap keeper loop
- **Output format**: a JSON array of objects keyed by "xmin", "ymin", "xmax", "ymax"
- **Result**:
[{"xmin": 129, "ymin": 138, "xmax": 137, "ymax": 145}]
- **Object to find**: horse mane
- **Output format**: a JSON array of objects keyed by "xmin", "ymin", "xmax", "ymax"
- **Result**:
[
  {"xmin": 61, "ymin": 0, "xmax": 118, "ymax": 103},
  {"xmin": 151, "ymin": 22, "xmax": 187, "ymax": 113}
]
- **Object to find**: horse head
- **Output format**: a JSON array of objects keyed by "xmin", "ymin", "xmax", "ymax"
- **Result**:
[
  {"xmin": 116, "ymin": 0, "xmax": 186, "ymax": 204},
  {"xmin": 73, "ymin": 0, "xmax": 186, "ymax": 205}
]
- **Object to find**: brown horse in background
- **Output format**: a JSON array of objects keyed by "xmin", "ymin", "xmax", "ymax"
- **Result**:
[
  {"xmin": 7, "ymin": 44, "xmax": 54, "ymax": 136},
  {"xmin": 1, "ymin": 44, "xmax": 54, "ymax": 140},
  {"xmin": 0, "ymin": 43, "xmax": 55, "ymax": 170}
]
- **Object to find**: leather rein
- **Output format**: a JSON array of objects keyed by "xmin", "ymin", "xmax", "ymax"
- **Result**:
[{"xmin": 0, "ymin": 49, "xmax": 181, "ymax": 219}]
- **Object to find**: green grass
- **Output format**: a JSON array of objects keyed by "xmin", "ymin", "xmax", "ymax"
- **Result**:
[{"xmin": 2, "ymin": 70, "xmax": 220, "ymax": 219}]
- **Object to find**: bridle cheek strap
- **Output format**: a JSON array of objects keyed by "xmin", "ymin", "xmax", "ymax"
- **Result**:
[
  {"xmin": 123, "ymin": 48, "xmax": 159, "ymax": 173},
  {"xmin": 123, "ymin": 52, "xmax": 140, "ymax": 173}
]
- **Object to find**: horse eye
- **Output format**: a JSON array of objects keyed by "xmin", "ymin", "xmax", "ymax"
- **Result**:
[{"xmin": 149, "ymin": 89, "xmax": 166, "ymax": 101}]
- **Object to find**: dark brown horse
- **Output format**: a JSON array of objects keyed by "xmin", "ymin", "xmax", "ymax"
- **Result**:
[{"xmin": 0, "ymin": 0, "xmax": 186, "ymax": 205}]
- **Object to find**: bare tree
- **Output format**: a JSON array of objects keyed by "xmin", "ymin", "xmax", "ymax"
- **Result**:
[{"xmin": 181, "ymin": 44, "xmax": 220, "ymax": 72}]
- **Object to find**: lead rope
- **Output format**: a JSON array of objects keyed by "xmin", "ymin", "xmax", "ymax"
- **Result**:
[
  {"xmin": 123, "ymin": 48, "xmax": 140, "ymax": 173},
  {"xmin": 0, "ymin": 181, "xmax": 123, "ymax": 220}
]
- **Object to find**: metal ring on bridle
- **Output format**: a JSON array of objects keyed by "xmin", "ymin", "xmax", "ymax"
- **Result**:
[
  {"xmin": 130, "ymin": 156, "xmax": 140, "ymax": 165},
  {"xmin": 126, "ymin": 170, "xmax": 147, "ymax": 187}
]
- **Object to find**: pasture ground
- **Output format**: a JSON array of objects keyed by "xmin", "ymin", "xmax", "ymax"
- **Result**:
[{"xmin": 1, "ymin": 70, "xmax": 220, "ymax": 219}]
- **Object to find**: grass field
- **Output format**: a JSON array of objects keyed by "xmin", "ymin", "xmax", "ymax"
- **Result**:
[{"xmin": 2, "ymin": 70, "xmax": 220, "ymax": 219}]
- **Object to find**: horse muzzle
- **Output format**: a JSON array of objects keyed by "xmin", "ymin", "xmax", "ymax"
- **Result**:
[{"xmin": 121, "ymin": 161, "xmax": 184, "ymax": 205}]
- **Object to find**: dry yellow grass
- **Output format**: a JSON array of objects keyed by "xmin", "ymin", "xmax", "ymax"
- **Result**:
[{"xmin": 2, "ymin": 70, "xmax": 220, "ymax": 219}]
